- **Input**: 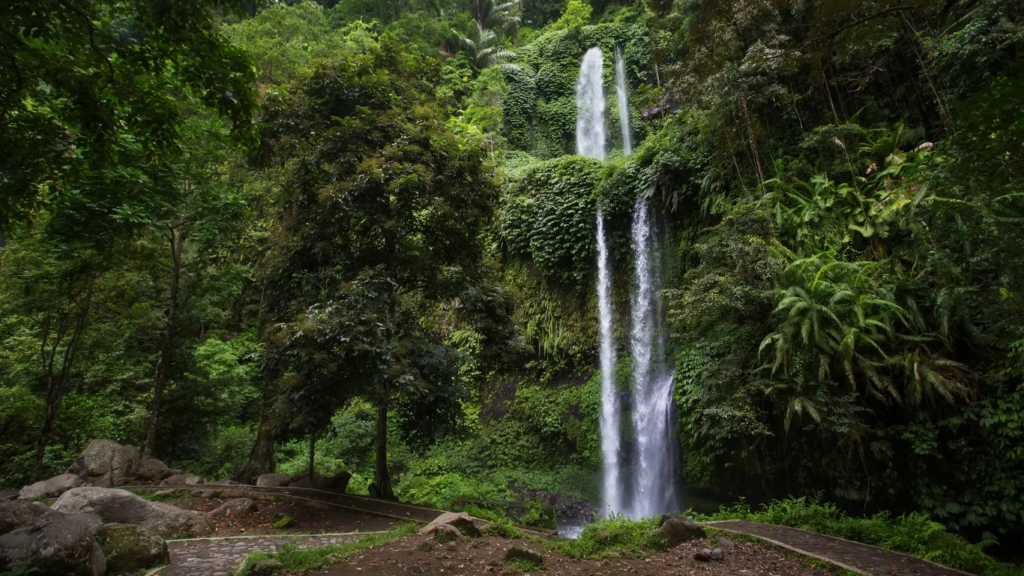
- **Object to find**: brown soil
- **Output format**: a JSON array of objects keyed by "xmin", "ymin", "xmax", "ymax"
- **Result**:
[
  {"xmin": 168, "ymin": 495, "xmax": 398, "ymax": 536},
  {"xmin": 287, "ymin": 533, "xmax": 843, "ymax": 576}
]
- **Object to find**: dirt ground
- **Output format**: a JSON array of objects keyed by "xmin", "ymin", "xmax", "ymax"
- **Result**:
[
  {"xmin": 291, "ymin": 532, "xmax": 842, "ymax": 576},
  {"xmin": 168, "ymin": 495, "xmax": 399, "ymax": 536}
]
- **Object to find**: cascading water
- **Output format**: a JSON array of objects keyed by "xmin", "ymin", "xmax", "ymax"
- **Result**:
[
  {"xmin": 614, "ymin": 46, "xmax": 632, "ymax": 156},
  {"xmin": 629, "ymin": 198, "xmax": 677, "ymax": 518},
  {"xmin": 579, "ymin": 44, "xmax": 677, "ymax": 520},
  {"xmin": 576, "ymin": 47, "xmax": 606, "ymax": 161},
  {"xmin": 595, "ymin": 215, "xmax": 621, "ymax": 515}
]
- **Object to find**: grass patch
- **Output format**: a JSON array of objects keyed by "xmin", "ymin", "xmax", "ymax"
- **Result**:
[
  {"xmin": 507, "ymin": 556, "xmax": 544, "ymax": 572},
  {"xmin": 234, "ymin": 523, "xmax": 417, "ymax": 575},
  {"xmin": 482, "ymin": 521, "xmax": 525, "ymax": 539},
  {"xmin": 540, "ymin": 515, "xmax": 666, "ymax": 560},
  {"xmin": 697, "ymin": 497, "xmax": 1024, "ymax": 576}
]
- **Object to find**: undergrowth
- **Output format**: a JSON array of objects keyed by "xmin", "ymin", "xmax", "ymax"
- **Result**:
[
  {"xmin": 233, "ymin": 523, "xmax": 417, "ymax": 575},
  {"xmin": 541, "ymin": 515, "xmax": 666, "ymax": 559},
  {"xmin": 698, "ymin": 497, "xmax": 1024, "ymax": 576}
]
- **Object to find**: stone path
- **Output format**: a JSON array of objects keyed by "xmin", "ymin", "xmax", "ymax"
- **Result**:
[
  {"xmin": 161, "ymin": 532, "xmax": 379, "ymax": 576},
  {"xmin": 706, "ymin": 521, "xmax": 974, "ymax": 576}
]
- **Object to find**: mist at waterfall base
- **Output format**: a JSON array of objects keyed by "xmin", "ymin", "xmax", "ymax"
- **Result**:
[{"xmin": 578, "ymin": 45, "xmax": 678, "ymax": 524}]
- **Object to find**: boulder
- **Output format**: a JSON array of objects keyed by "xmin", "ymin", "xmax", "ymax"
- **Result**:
[
  {"xmin": 136, "ymin": 459, "xmax": 176, "ymax": 482},
  {"xmin": 19, "ymin": 473, "xmax": 84, "ymax": 501},
  {"xmin": 710, "ymin": 547, "xmax": 726, "ymax": 560},
  {"xmin": 159, "ymin": 473, "xmax": 203, "ymax": 486},
  {"xmin": 287, "ymin": 474, "xmax": 322, "ymax": 489},
  {"xmin": 53, "ymin": 487, "xmax": 213, "ymax": 538},
  {"xmin": 66, "ymin": 439, "xmax": 141, "ymax": 487},
  {"xmin": 418, "ymin": 512, "xmax": 482, "ymax": 538},
  {"xmin": 0, "ymin": 500, "xmax": 59, "ymax": 535},
  {"xmin": 433, "ymin": 524, "xmax": 462, "ymax": 543},
  {"xmin": 694, "ymin": 548, "xmax": 713, "ymax": 562},
  {"xmin": 321, "ymin": 472, "xmax": 352, "ymax": 492},
  {"xmin": 272, "ymin": 515, "xmax": 297, "ymax": 529},
  {"xmin": 504, "ymin": 546, "xmax": 543, "ymax": 566},
  {"xmin": 0, "ymin": 510, "xmax": 105, "ymax": 576},
  {"xmin": 256, "ymin": 473, "xmax": 290, "ymax": 487},
  {"xmin": 651, "ymin": 517, "xmax": 705, "ymax": 547},
  {"xmin": 95, "ymin": 523, "xmax": 169, "ymax": 574},
  {"xmin": 209, "ymin": 498, "xmax": 258, "ymax": 517}
]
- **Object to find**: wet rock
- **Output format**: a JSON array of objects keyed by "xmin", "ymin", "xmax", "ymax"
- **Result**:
[
  {"xmin": 693, "ymin": 548, "xmax": 713, "ymax": 562},
  {"xmin": 419, "ymin": 512, "xmax": 482, "ymax": 538},
  {"xmin": 433, "ymin": 524, "xmax": 462, "ymax": 542},
  {"xmin": 711, "ymin": 547, "xmax": 726, "ymax": 560},
  {"xmin": 95, "ymin": 523, "xmax": 168, "ymax": 574},
  {"xmin": 19, "ymin": 473, "xmax": 84, "ymax": 501},
  {"xmin": 652, "ymin": 517, "xmax": 705, "ymax": 547},
  {"xmin": 66, "ymin": 439, "xmax": 141, "ymax": 487},
  {"xmin": 53, "ymin": 487, "xmax": 213, "ymax": 538},
  {"xmin": 209, "ymin": 497, "xmax": 258, "ymax": 517},
  {"xmin": 136, "ymin": 459, "xmax": 176, "ymax": 482},
  {"xmin": 159, "ymin": 473, "xmax": 203, "ymax": 486},
  {"xmin": 505, "ymin": 546, "xmax": 543, "ymax": 566},
  {"xmin": 0, "ymin": 510, "xmax": 105, "ymax": 576}
]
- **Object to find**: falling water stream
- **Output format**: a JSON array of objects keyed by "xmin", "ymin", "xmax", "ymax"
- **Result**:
[{"xmin": 580, "ymin": 45, "xmax": 677, "ymax": 520}]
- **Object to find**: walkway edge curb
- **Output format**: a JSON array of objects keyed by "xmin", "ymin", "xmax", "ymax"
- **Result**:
[
  {"xmin": 169, "ymin": 531, "xmax": 388, "ymax": 543},
  {"xmin": 702, "ymin": 521, "xmax": 977, "ymax": 576}
]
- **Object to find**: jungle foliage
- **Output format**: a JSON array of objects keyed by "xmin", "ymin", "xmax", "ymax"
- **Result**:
[{"xmin": 1, "ymin": 0, "xmax": 1023, "ymax": 568}]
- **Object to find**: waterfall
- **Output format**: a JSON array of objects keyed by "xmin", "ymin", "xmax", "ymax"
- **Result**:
[
  {"xmin": 596, "ymin": 213, "xmax": 621, "ymax": 515},
  {"xmin": 614, "ymin": 46, "xmax": 632, "ymax": 156},
  {"xmin": 579, "ymin": 44, "xmax": 676, "ymax": 520},
  {"xmin": 629, "ymin": 198, "xmax": 677, "ymax": 518},
  {"xmin": 576, "ymin": 47, "xmax": 606, "ymax": 161}
]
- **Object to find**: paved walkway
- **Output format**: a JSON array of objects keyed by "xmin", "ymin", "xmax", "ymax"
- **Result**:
[
  {"xmin": 707, "ymin": 521, "xmax": 973, "ymax": 576},
  {"xmin": 162, "ymin": 532, "xmax": 377, "ymax": 576}
]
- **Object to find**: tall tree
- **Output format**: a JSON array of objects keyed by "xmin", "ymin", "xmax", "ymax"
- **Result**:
[{"xmin": 238, "ymin": 35, "xmax": 496, "ymax": 494}]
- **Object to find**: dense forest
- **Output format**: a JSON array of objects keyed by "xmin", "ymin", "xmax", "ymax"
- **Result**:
[{"xmin": 2, "ymin": 0, "xmax": 1023, "ymax": 570}]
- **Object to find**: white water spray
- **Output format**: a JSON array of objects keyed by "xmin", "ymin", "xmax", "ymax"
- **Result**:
[
  {"xmin": 614, "ymin": 46, "xmax": 632, "ymax": 156},
  {"xmin": 576, "ymin": 47, "xmax": 606, "ymax": 161}
]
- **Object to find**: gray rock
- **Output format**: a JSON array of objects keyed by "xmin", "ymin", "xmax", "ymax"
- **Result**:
[
  {"xmin": 652, "ymin": 517, "xmax": 705, "ymax": 547},
  {"xmin": 136, "ymin": 459, "xmax": 175, "ymax": 482},
  {"xmin": 504, "ymin": 546, "xmax": 543, "ymax": 566},
  {"xmin": 245, "ymin": 559, "xmax": 284, "ymax": 576},
  {"xmin": 95, "ymin": 523, "xmax": 169, "ymax": 574},
  {"xmin": 418, "ymin": 511, "xmax": 482, "ymax": 538},
  {"xmin": 256, "ymin": 473, "xmax": 290, "ymax": 487},
  {"xmin": 66, "ymin": 439, "xmax": 141, "ymax": 487},
  {"xmin": 718, "ymin": 536, "xmax": 736, "ymax": 549},
  {"xmin": 433, "ymin": 524, "xmax": 463, "ymax": 542},
  {"xmin": 159, "ymin": 473, "xmax": 204, "ymax": 486},
  {"xmin": 711, "ymin": 547, "xmax": 726, "ymax": 560},
  {"xmin": 19, "ymin": 473, "xmax": 84, "ymax": 501},
  {"xmin": 209, "ymin": 497, "xmax": 258, "ymax": 517},
  {"xmin": 52, "ymin": 487, "xmax": 213, "ymax": 538},
  {"xmin": 0, "ymin": 500, "xmax": 57, "ymax": 535},
  {"xmin": 0, "ymin": 510, "xmax": 105, "ymax": 576}
]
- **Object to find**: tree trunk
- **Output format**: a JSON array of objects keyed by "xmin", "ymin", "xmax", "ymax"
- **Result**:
[
  {"xmin": 144, "ymin": 219, "xmax": 185, "ymax": 460},
  {"xmin": 236, "ymin": 412, "xmax": 277, "ymax": 484},
  {"xmin": 33, "ymin": 281, "xmax": 94, "ymax": 480},
  {"xmin": 374, "ymin": 379, "xmax": 394, "ymax": 499},
  {"xmin": 308, "ymin": 431, "xmax": 316, "ymax": 479}
]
